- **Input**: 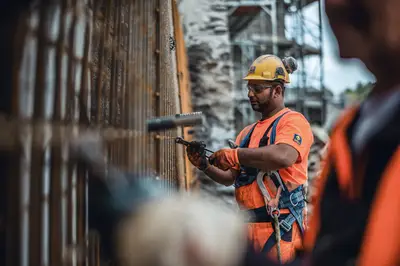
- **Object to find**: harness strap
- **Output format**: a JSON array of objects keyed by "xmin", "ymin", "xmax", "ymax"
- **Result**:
[
  {"xmin": 244, "ymin": 206, "xmax": 299, "ymax": 232},
  {"xmin": 268, "ymin": 114, "xmax": 305, "ymax": 234},
  {"xmin": 279, "ymin": 188, "xmax": 305, "ymax": 209},
  {"xmin": 269, "ymin": 111, "xmax": 290, "ymax": 144},
  {"xmin": 239, "ymin": 123, "xmax": 258, "ymax": 148},
  {"xmin": 257, "ymin": 111, "xmax": 306, "ymax": 255},
  {"xmin": 265, "ymin": 175, "xmax": 305, "ymax": 235},
  {"xmin": 235, "ymin": 121, "xmax": 276, "ymax": 188},
  {"xmin": 239, "ymin": 109, "xmax": 290, "ymax": 149},
  {"xmin": 244, "ymin": 208, "xmax": 289, "ymax": 223}
]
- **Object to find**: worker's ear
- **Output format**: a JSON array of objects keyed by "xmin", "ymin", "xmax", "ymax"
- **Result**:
[{"xmin": 273, "ymin": 84, "xmax": 284, "ymax": 98}]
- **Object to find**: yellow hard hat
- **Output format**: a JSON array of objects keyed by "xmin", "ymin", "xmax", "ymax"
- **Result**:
[{"xmin": 243, "ymin": 55, "xmax": 298, "ymax": 83}]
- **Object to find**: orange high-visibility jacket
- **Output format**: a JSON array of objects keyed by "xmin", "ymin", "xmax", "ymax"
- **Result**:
[{"xmin": 303, "ymin": 102, "xmax": 400, "ymax": 266}]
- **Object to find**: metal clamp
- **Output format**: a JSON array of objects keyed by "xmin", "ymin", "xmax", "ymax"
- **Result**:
[
  {"xmin": 271, "ymin": 171, "xmax": 286, "ymax": 192},
  {"xmin": 270, "ymin": 207, "xmax": 280, "ymax": 218},
  {"xmin": 257, "ymin": 171, "xmax": 283, "ymax": 219},
  {"xmin": 257, "ymin": 171, "xmax": 272, "ymax": 201},
  {"xmin": 289, "ymin": 192, "xmax": 299, "ymax": 207}
]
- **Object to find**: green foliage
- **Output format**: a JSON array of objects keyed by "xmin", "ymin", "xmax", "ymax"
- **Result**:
[{"xmin": 343, "ymin": 81, "xmax": 374, "ymax": 101}]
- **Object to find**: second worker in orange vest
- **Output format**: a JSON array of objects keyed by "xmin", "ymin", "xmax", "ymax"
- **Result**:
[{"xmin": 186, "ymin": 55, "xmax": 313, "ymax": 263}]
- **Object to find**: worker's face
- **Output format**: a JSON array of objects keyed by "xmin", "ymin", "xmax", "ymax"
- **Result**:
[
  {"xmin": 325, "ymin": 0, "xmax": 372, "ymax": 60},
  {"xmin": 247, "ymin": 80, "xmax": 283, "ymax": 113},
  {"xmin": 326, "ymin": 0, "xmax": 400, "ymax": 78}
]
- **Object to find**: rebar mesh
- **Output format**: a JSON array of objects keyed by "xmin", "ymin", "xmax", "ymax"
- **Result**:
[{"xmin": 0, "ymin": 0, "xmax": 189, "ymax": 265}]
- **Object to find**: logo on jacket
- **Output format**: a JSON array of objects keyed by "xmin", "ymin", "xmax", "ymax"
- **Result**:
[{"xmin": 293, "ymin": 134, "xmax": 302, "ymax": 145}]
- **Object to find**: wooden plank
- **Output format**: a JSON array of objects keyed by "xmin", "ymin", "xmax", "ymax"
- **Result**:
[{"xmin": 172, "ymin": 0, "xmax": 194, "ymax": 191}]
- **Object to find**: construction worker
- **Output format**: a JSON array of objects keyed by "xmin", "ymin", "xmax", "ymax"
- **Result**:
[{"xmin": 186, "ymin": 55, "xmax": 314, "ymax": 263}]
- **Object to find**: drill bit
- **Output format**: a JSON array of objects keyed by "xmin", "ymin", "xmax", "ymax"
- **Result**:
[{"xmin": 146, "ymin": 112, "xmax": 204, "ymax": 132}]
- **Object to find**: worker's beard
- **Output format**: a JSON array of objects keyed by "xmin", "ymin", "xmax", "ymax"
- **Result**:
[{"xmin": 250, "ymin": 90, "xmax": 273, "ymax": 114}]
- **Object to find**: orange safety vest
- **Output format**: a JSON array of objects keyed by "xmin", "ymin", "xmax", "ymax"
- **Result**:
[{"xmin": 303, "ymin": 104, "xmax": 400, "ymax": 266}]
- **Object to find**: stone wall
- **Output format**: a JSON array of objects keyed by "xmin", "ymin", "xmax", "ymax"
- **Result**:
[{"xmin": 179, "ymin": 0, "xmax": 236, "ymax": 206}]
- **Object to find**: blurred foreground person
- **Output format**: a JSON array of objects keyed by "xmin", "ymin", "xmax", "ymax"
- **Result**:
[
  {"xmin": 70, "ymin": 133, "xmax": 274, "ymax": 266},
  {"xmin": 302, "ymin": 0, "xmax": 400, "ymax": 266},
  {"xmin": 116, "ymin": 195, "xmax": 248, "ymax": 266},
  {"xmin": 69, "ymin": 133, "xmax": 168, "ymax": 262}
]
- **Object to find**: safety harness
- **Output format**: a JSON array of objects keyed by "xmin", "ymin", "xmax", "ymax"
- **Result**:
[{"xmin": 235, "ymin": 111, "xmax": 305, "ymax": 263}]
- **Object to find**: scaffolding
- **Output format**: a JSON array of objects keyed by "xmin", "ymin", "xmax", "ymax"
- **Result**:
[{"xmin": 226, "ymin": 0, "xmax": 325, "ymax": 129}]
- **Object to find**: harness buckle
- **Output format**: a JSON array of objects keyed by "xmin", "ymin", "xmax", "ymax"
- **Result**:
[
  {"xmin": 290, "ymin": 192, "xmax": 299, "ymax": 207},
  {"xmin": 269, "ymin": 207, "xmax": 280, "ymax": 218},
  {"xmin": 279, "ymin": 219, "xmax": 292, "ymax": 233}
]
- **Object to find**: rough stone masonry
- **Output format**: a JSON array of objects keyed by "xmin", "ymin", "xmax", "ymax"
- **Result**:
[{"xmin": 179, "ymin": 0, "xmax": 237, "ymax": 206}]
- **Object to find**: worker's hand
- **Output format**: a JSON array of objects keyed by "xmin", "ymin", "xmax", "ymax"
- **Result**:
[
  {"xmin": 209, "ymin": 148, "xmax": 239, "ymax": 171},
  {"xmin": 186, "ymin": 142, "xmax": 209, "ymax": 171}
]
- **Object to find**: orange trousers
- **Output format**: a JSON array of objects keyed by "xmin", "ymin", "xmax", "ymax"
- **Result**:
[{"xmin": 247, "ymin": 220, "xmax": 303, "ymax": 263}]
